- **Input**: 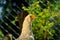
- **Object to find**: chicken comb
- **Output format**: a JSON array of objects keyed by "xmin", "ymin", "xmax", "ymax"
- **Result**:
[{"xmin": 30, "ymin": 14, "xmax": 36, "ymax": 19}]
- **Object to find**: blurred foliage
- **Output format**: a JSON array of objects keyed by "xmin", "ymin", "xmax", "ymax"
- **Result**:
[
  {"xmin": 22, "ymin": 1, "xmax": 60, "ymax": 40},
  {"xmin": 0, "ymin": 30, "xmax": 7, "ymax": 40},
  {"xmin": 0, "ymin": 0, "xmax": 60, "ymax": 40},
  {"xmin": 11, "ymin": 16, "xmax": 18, "ymax": 24}
]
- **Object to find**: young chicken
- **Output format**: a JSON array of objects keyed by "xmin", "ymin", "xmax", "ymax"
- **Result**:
[
  {"xmin": 16, "ymin": 14, "xmax": 36, "ymax": 40},
  {"xmin": 6, "ymin": 34, "xmax": 12, "ymax": 40}
]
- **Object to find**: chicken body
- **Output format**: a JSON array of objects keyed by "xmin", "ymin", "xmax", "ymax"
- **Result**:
[{"xmin": 16, "ymin": 14, "xmax": 35, "ymax": 40}]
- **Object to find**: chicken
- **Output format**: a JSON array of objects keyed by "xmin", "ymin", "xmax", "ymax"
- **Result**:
[
  {"xmin": 6, "ymin": 34, "xmax": 12, "ymax": 40},
  {"xmin": 16, "ymin": 14, "xmax": 36, "ymax": 40}
]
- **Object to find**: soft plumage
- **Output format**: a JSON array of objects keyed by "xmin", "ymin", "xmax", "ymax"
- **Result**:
[{"xmin": 16, "ymin": 14, "xmax": 35, "ymax": 40}]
